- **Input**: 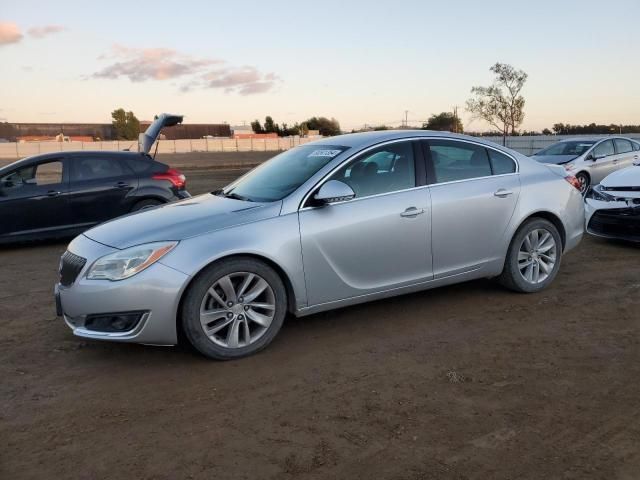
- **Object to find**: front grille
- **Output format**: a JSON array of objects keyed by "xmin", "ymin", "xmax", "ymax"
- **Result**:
[
  {"xmin": 588, "ymin": 208, "xmax": 640, "ymax": 241},
  {"xmin": 59, "ymin": 251, "xmax": 87, "ymax": 286}
]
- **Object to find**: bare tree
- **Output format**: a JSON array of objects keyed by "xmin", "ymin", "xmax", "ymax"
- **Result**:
[{"xmin": 466, "ymin": 63, "xmax": 527, "ymax": 145}]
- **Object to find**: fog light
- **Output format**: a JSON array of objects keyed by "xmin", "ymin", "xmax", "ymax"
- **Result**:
[{"xmin": 84, "ymin": 312, "xmax": 145, "ymax": 333}]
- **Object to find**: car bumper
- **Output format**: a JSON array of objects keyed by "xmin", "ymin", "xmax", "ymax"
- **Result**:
[
  {"xmin": 55, "ymin": 234, "xmax": 190, "ymax": 345},
  {"xmin": 585, "ymin": 198, "xmax": 640, "ymax": 242}
]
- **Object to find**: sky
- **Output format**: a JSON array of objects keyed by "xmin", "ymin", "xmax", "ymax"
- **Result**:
[{"xmin": 0, "ymin": 0, "xmax": 639, "ymax": 132}]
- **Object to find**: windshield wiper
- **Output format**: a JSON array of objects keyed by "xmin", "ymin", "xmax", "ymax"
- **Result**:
[{"xmin": 213, "ymin": 189, "xmax": 252, "ymax": 202}]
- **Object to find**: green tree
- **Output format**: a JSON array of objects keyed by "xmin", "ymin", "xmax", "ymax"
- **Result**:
[
  {"xmin": 466, "ymin": 63, "xmax": 527, "ymax": 145},
  {"xmin": 422, "ymin": 112, "xmax": 463, "ymax": 133},
  {"xmin": 250, "ymin": 119, "xmax": 263, "ymax": 133},
  {"xmin": 264, "ymin": 116, "xmax": 276, "ymax": 133},
  {"xmin": 302, "ymin": 116, "xmax": 341, "ymax": 136},
  {"xmin": 111, "ymin": 108, "xmax": 140, "ymax": 140},
  {"xmin": 542, "ymin": 128, "xmax": 552, "ymax": 136}
]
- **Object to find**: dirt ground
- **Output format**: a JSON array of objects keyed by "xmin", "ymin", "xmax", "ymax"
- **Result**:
[{"xmin": 2, "ymin": 161, "xmax": 640, "ymax": 479}]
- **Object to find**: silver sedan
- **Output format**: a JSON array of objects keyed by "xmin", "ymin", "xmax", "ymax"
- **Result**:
[
  {"xmin": 531, "ymin": 136, "xmax": 640, "ymax": 193},
  {"xmin": 55, "ymin": 131, "xmax": 585, "ymax": 359}
]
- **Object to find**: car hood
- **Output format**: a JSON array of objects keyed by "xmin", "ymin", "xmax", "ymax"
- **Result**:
[
  {"xmin": 601, "ymin": 166, "xmax": 640, "ymax": 189},
  {"xmin": 530, "ymin": 154, "xmax": 577, "ymax": 165},
  {"xmin": 83, "ymin": 194, "xmax": 282, "ymax": 249},
  {"xmin": 138, "ymin": 113, "xmax": 184, "ymax": 154}
]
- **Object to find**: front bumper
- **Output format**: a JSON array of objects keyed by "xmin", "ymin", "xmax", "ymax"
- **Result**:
[
  {"xmin": 585, "ymin": 199, "xmax": 640, "ymax": 242},
  {"xmin": 55, "ymin": 234, "xmax": 190, "ymax": 345}
]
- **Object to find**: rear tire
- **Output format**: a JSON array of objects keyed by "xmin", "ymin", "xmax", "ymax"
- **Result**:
[
  {"xmin": 131, "ymin": 198, "xmax": 163, "ymax": 212},
  {"xmin": 498, "ymin": 218, "xmax": 562, "ymax": 293},
  {"xmin": 181, "ymin": 257, "xmax": 287, "ymax": 360}
]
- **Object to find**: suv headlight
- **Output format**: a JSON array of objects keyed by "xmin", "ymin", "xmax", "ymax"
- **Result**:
[
  {"xmin": 86, "ymin": 241, "xmax": 178, "ymax": 281},
  {"xmin": 586, "ymin": 185, "xmax": 613, "ymax": 202}
]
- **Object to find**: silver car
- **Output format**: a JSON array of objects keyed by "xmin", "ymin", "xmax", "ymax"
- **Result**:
[
  {"xmin": 531, "ymin": 136, "xmax": 640, "ymax": 193},
  {"xmin": 55, "ymin": 131, "xmax": 584, "ymax": 360}
]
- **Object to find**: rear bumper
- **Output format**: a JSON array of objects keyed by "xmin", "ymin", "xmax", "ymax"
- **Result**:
[{"xmin": 56, "ymin": 234, "xmax": 190, "ymax": 345}]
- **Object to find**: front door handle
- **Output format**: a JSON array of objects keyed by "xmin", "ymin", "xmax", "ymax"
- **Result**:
[
  {"xmin": 494, "ymin": 189, "xmax": 513, "ymax": 198},
  {"xmin": 400, "ymin": 207, "xmax": 425, "ymax": 218},
  {"xmin": 47, "ymin": 190, "xmax": 61, "ymax": 197},
  {"xmin": 115, "ymin": 181, "xmax": 129, "ymax": 188}
]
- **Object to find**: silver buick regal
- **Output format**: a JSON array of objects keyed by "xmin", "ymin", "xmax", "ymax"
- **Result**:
[{"xmin": 55, "ymin": 131, "xmax": 585, "ymax": 359}]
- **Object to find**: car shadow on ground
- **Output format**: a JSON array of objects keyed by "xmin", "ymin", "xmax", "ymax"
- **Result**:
[{"xmin": 64, "ymin": 277, "xmax": 508, "ymax": 364}]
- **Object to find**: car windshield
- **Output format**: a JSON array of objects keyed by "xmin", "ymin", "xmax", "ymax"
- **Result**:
[
  {"xmin": 536, "ymin": 140, "xmax": 596, "ymax": 157},
  {"xmin": 220, "ymin": 145, "xmax": 348, "ymax": 202}
]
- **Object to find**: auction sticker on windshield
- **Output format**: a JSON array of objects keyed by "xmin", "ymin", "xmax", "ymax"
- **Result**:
[{"xmin": 308, "ymin": 149, "xmax": 342, "ymax": 158}]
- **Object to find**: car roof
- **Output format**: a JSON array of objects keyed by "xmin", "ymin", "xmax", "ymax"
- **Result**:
[
  {"xmin": 308, "ymin": 130, "xmax": 516, "ymax": 153},
  {"xmin": 0, "ymin": 150, "xmax": 151, "ymax": 175}
]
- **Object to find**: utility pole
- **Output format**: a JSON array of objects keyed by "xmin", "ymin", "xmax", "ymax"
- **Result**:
[
  {"xmin": 452, "ymin": 106, "xmax": 460, "ymax": 133},
  {"xmin": 404, "ymin": 110, "xmax": 409, "ymax": 128}
]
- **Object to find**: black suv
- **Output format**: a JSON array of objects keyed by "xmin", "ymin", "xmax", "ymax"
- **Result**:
[{"xmin": 0, "ymin": 114, "xmax": 190, "ymax": 243}]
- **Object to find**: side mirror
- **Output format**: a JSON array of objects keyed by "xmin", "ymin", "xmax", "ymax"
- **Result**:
[
  {"xmin": 588, "ymin": 153, "xmax": 603, "ymax": 161},
  {"xmin": 313, "ymin": 180, "xmax": 355, "ymax": 205}
]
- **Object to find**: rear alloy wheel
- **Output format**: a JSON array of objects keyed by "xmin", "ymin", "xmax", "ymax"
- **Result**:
[
  {"xmin": 499, "ymin": 218, "xmax": 562, "ymax": 293},
  {"xmin": 576, "ymin": 172, "xmax": 590, "ymax": 194},
  {"xmin": 181, "ymin": 258, "xmax": 287, "ymax": 360}
]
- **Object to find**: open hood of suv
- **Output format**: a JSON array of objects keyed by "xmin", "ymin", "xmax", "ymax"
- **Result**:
[{"xmin": 138, "ymin": 113, "xmax": 184, "ymax": 154}]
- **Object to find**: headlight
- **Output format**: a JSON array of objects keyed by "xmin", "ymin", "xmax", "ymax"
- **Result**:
[
  {"xmin": 563, "ymin": 163, "xmax": 575, "ymax": 171},
  {"xmin": 86, "ymin": 241, "xmax": 178, "ymax": 281},
  {"xmin": 586, "ymin": 185, "xmax": 613, "ymax": 202}
]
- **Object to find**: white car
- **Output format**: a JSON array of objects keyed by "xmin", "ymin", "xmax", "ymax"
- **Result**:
[{"xmin": 585, "ymin": 166, "xmax": 640, "ymax": 241}]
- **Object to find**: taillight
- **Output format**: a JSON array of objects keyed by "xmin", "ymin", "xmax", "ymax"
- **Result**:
[
  {"xmin": 564, "ymin": 175, "xmax": 581, "ymax": 191},
  {"xmin": 152, "ymin": 168, "xmax": 186, "ymax": 189}
]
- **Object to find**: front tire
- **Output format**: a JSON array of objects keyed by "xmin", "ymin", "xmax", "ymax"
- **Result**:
[
  {"xmin": 181, "ymin": 257, "xmax": 287, "ymax": 360},
  {"xmin": 498, "ymin": 218, "xmax": 562, "ymax": 293}
]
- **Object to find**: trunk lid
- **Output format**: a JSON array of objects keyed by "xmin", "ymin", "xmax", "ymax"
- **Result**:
[{"xmin": 138, "ymin": 113, "xmax": 184, "ymax": 154}]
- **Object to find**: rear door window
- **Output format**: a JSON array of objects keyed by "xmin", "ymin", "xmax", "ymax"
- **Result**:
[
  {"xmin": 428, "ymin": 140, "xmax": 492, "ymax": 183},
  {"xmin": 71, "ymin": 156, "xmax": 127, "ymax": 181},
  {"xmin": 614, "ymin": 138, "xmax": 633, "ymax": 154}
]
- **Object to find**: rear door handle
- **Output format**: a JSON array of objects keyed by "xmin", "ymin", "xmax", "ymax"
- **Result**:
[
  {"xmin": 494, "ymin": 189, "xmax": 513, "ymax": 198},
  {"xmin": 400, "ymin": 207, "xmax": 425, "ymax": 218},
  {"xmin": 47, "ymin": 190, "xmax": 61, "ymax": 197},
  {"xmin": 115, "ymin": 181, "xmax": 129, "ymax": 188}
]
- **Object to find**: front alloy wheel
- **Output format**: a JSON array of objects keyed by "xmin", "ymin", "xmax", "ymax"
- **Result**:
[
  {"xmin": 199, "ymin": 272, "xmax": 276, "ymax": 348},
  {"xmin": 181, "ymin": 258, "xmax": 287, "ymax": 360}
]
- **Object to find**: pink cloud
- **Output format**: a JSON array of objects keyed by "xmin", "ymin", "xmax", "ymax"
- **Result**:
[
  {"xmin": 94, "ymin": 44, "xmax": 280, "ymax": 95},
  {"xmin": 28, "ymin": 25, "xmax": 66, "ymax": 38},
  {"xmin": 0, "ymin": 22, "xmax": 23, "ymax": 46}
]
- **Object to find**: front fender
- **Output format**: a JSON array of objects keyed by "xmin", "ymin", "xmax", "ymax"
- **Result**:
[{"xmin": 158, "ymin": 212, "xmax": 307, "ymax": 310}]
